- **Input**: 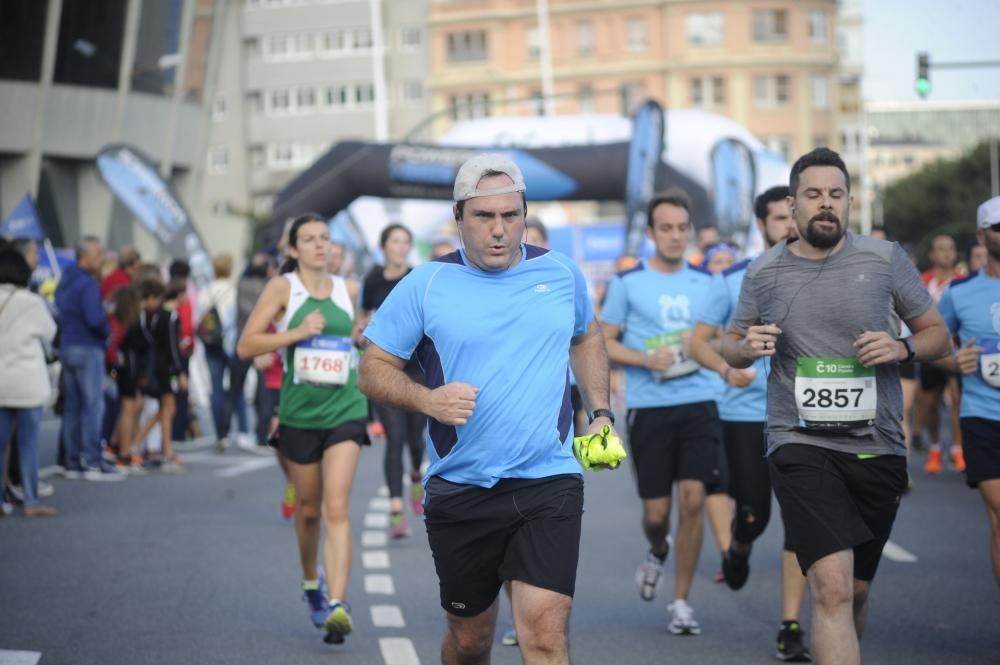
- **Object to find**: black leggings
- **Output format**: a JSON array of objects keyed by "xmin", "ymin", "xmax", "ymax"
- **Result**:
[
  {"xmin": 372, "ymin": 401, "xmax": 425, "ymax": 499},
  {"xmin": 722, "ymin": 421, "xmax": 776, "ymax": 547}
]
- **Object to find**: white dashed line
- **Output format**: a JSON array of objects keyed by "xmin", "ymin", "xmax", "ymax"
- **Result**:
[
  {"xmin": 364, "ymin": 574, "xmax": 396, "ymax": 595},
  {"xmin": 882, "ymin": 540, "xmax": 918, "ymax": 563},
  {"xmin": 365, "ymin": 512, "xmax": 390, "ymax": 528},
  {"xmin": 363, "ymin": 530, "xmax": 389, "ymax": 548},
  {"xmin": 379, "ymin": 637, "xmax": 420, "ymax": 665},
  {"xmin": 0, "ymin": 650, "xmax": 42, "ymax": 665},
  {"xmin": 363, "ymin": 550, "xmax": 391, "ymax": 570},
  {"xmin": 370, "ymin": 605, "xmax": 406, "ymax": 628},
  {"xmin": 369, "ymin": 496, "xmax": 392, "ymax": 512}
]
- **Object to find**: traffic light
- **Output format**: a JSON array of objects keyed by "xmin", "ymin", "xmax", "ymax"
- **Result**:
[{"xmin": 916, "ymin": 52, "xmax": 930, "ymax": 98}]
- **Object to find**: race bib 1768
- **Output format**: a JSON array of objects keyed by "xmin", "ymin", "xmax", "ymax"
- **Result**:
[
  {"xmin": 293, "ymin": 336, "xmax": 352, "ymax": 387},
  {"xmin": 795, "ymin": 357, "xmax": 876, "ymax": 431}
]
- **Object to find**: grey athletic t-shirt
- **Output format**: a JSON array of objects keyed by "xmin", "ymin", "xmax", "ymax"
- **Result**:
[{"xmin": 730, "ymin": 232, "xmax": 932, "ymax": 457}]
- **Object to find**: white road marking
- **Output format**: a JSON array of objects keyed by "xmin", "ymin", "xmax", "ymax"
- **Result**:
[
  {"xmin": 214, "ymin": 458, "xmax": 276, "ymax": 477},
  {"xmin": 370, "ymin": 605, "xmax": 405, "ymax": 628},
  {"xmin": 882, "ymin": 540, "xmax": 918, "ymax": 563},
  {"xmin": 363, "ymin": 550, "xmax": 391, "ymax": 570},
  {"xmin": 377, "ymin": 485, "xmax": 389, "ymax": 497},
  {"xmin": 369, "ymin": 496, "xmax": 391, "ymax": 512},
  {"xmin": 379, "ymin": 638, "xmax": 420, "ymax": 665},
  {"xmin": 365, "ymin": 512, "xmax": 390, "ymax": 528},
  {"xmin": 363, "ymin": 530, "xmax": 388, "ymax": 548},
  {"xmin": 0, "ymin": 650, "xmax": 42, "ymax": 665},
  {"xmin": 364, "ymin": 574, "xmax": 395, "ymax": 595}
]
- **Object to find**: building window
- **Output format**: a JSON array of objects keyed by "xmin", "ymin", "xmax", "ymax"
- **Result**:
[
  {"xmin": 321, "ymin": 30, "xmax": 346, "ymax": 54},
  {"xmin": 246, "ymin": 91, "xmax": 263, "ymax": 113},
  {"xmin": 813, "ymin": 135, "xmax": 829, "ymax": 149},
  {"xmin": 355, "ymin": 83, "xmax": 374, "ymax": 105},
  {"xmin": 270, "ymin": 88, "xmax": 291, "ymax": 112},
  {"xmin": 691, "ymin": 77, "xmax": 725, "ymax": 108},
  {"xmin": 810, "ymin": 75, "xmax": 829, "ymax": 110},
  {"xmin": 752, "ymin": 10, "xmax": 787, "ymax": 42},
  {"xmin": 762, "ymin": 135, "xmax": 793, "ymax": 161},
  {"xmin": 530, "ymin": 89, "xmax": 545, "ymax": 116},
  {"xmin": 208, "ymin": 146, "xmax": 228, "ymax": 174},
  {"xmin": 686, "ymin": 12, "xmax": 723, "ymax": 46},
  {"xmin": 578, "ymin": 85, "xmax": 595, "ymax": 113},
  {"xmin": 625, "ymin": 17, "xmax": 647, "ymax": 52},
  {"xmin": 620, "ymin": 81, "xmax": 645, "ymax": 113},
  {"xmin": 809, "ymin": 10, "xmax": 828, "ymax": 45},
  {"xmin": 752, "ymin": 74, "xmax": 791, "ymax": 107},
  {"xmin": 400, "ymin": 25, "xmax": 421, "ymax": 50},
  {"xmin": 212, "ymin": 96, "xmax": 226, "ymax": 121},
  {"xmin": 447, "ymin": 30, "xmax": 488, "ymax": 63},
  {"xmin": 576, "ymin": 21, "xmax": 595, "ymax": 56},
  {"xmin": 401, "ymin": 80, "xmax": 424, "ymax": 103},
  {"xmin": 690, "ymin": 78, "xmax": 703, "ymax": 107},
  {"xmin": 249, "ymin": 145, "xmax": 265, "ymax": 169},
  {"xmin": 268, "ymin": 143, "xmax": 295, "ymax": 170},
  {"xmin": 355, "ymin": 27, "xmax": 372, "ymax": 50},
  {"xmin": 325, "ymin": 85, "xmax": 348, "ymax": 108},
  {"xmin": 297, "ymin": 87, "xmax": 316, "ymax": 110},
  {"xmin": 450, "ymin": 93, "xmax": 490, "ymax": 121},
  {"xmin": 527, "ymin": 25, "xmax": 540, "ymax": 60}
]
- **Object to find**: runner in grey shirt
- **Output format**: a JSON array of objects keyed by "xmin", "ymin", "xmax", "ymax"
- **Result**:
[{"xmin": 720, "ymin": 148, "xmax": 951, "ymax": 665}]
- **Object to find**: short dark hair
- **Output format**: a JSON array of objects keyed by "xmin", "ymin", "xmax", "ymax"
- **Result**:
[
  {"xmin": 525, "ymin": 217, "xmax": 548, "ymax": 243},
  {"xmin": 168, "ymin": 259, "xmax": 191, "ymax": 279},
  {"xmin": 754, "ymin": 185, "xmax": 791, "ymax": 222},
  {"xmin": 139, "ymin": 278, "xmax": 165, "ymax": 300},
  {"xmin": 118, "ymin": 247, "xmax": 141, "ymax": 268},
  {"xmin": 0, "ymin": 246, "xmax": 31, "ymax": 287},
  {"xmin": 789, "ymin": 148, "xmax": 850, "ymax": 197},
  {"xmin": 646, "ymin": 187, "xmax": 692, "ymax": 227},
  {"xmin": 380, "ymin": 223, "xmax": 413, "ymax": 249},
  {"xmin": 75, "ymin": 235, "xmax": 101, "ymax": 260},
  {"xmin": 966, "ymin": 239, "xmax": 982, "ymax": 264}
]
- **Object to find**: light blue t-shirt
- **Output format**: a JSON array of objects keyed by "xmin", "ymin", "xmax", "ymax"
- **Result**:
[
  {"xmin": 364, "ymin": 245, "xmax": 591, "ymax": 488},
  {"xmin": 601, "ymin": 262, "xmax": 719, "ymax": 409},
  {"xmin": 694, "ymin": 258, "xmax": 769, "ymax": 422},
  {"xmin": 938, "ymin": 270, "xmax": 1000, "ymax": 422}
]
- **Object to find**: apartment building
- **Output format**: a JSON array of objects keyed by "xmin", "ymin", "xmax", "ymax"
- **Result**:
[{"xmin": 427, "ymin": 0, "xmax": 840, "ymax": 164}]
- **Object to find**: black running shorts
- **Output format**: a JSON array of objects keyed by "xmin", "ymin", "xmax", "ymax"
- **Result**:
[
  {"xmin": 626, "ymin": 401, "xmax": 722, "ymax": 499},
  {"xmin": 769, "ymin": 443, "xmax": 907, "ymax": 581},
  {"xmin": 423, "ymin": 474, "xmax": 584, "ymax": 617},
  {"xmin": 961, "ymin": 417, "xmax": 1000, "ymax": 488},
  {"xmin": 276, "ymin": 419, "xmax": 370, "ymax": 465},
  {"xmin": 918, "ymin": 363, "xmax": 949, "ymax": 391}
]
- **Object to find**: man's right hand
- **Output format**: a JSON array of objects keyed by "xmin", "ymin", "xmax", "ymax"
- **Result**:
[
  {"xmin": 644, "ymin": 346, "xmax": 675, "ymax": 373},
  {"xmin": 296, "ymin": 310, "xmax": 327, "ymax": 341},
  {"xmin": 739, "ymin": 324, "xmax": 782, "ymax": 362},
  {"xmin": 425, "ymin": 382, "xmax": 479, "ymax": 425}
]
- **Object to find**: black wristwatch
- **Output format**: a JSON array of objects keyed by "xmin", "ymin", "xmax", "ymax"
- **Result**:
[
  {"xmin": 899, "ymin": 337, "xmax": 916, "ymax": 363},
  {"xmin": 590, "ymin": 408, "xmax": 615, "ymax": 425}
]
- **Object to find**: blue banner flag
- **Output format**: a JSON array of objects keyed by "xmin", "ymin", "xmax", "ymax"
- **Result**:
[{"xmin": 0, "ymin": 194, "xmax": 45, "ymax": 241}]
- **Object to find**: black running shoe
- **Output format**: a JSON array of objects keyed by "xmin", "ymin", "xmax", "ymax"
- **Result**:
[
  {"xmin": 776, "ymin": 621, "xmax": 811, "ymax": 662},
  {"xmin": 722, "ymin": 545, "xmax": 751, "ymax": 591}
]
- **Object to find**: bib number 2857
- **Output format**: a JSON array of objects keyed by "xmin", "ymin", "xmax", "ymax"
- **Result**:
[
  {"xmin": 795, "ymin": 357, "xmax": 876, "ymax": 431},
  {"xmin": 293, "ymin": 336, "xmax": 352, "ymax": 387}
]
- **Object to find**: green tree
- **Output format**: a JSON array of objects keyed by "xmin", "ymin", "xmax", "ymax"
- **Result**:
[{"xmin": 882, "ymin": 140, "xmax": 995, "ymax": 269}]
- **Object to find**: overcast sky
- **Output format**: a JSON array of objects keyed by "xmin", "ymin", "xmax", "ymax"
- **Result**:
[{"xmin": 863, "ymin": 0, "xmax": 1000, "ymax": 102}]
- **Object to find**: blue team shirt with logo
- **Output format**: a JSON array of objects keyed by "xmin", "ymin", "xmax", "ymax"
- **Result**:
[
  {"xmin": 694, "ymin": 259, "xmax": 769, "ymax": 422},
  {"xmin": 938, "ymin": 270, "xmax": 1000, "ymax": 422},
  {"xmin": 364, "ymin": 245, "xmax": 590, "ymax": 488},
  {"xmin": 601, "ymin": 262, "xmax": 718, "ymax": 409}
]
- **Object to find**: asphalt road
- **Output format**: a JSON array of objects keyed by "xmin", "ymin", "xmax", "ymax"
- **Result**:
[{"xmin": 1, "ymin": 417, "xmax": 998, "ymax": 665}]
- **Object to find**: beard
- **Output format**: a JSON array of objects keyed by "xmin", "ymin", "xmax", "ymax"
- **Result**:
[
  {"xmin": 803, "ymin": 210, "xmax": 845, "ymax": 249},
  {"xmin": 987, "ymin": 235, "xmax": 1000, "ymax": 262}
]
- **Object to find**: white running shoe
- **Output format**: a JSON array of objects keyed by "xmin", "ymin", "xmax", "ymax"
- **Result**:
[
  {"xmin": 635, "ymin": 537, "xmax": 671, "ymax": 601},
  {"xmin": 668, "ymin": 599, "xmax": 701, "ymax": 636}
]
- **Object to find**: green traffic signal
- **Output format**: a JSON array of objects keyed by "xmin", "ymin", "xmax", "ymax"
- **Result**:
[
  {"xmin": 916, "ymin": 78, "xmax": 930, "ymax": 97},
  {"xmin": 916, "ymin": 52, "xmax": 930, "ymax": 98}
]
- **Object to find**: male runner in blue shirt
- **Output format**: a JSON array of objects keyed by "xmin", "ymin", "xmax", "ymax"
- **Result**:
[
  {"xmin": 359, "ymin": 154, "xmax": 617, "ymax": 665},
  {"xmin": 601, "ymin": 187, "xmax": 721, "ymax": 635},
  {"xmin": 937, "ymin": 195, "xmax": 1000, "ymax": 587}
]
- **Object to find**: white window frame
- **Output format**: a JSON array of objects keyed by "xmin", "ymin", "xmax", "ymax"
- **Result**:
[
  {"xmin": 447, "ymin": 30, "xmax": 488, "ymax": 63},
  {"xmin": 400, "ymin": 25, "xmax": 421, "ymax": 51},
  {"xmin": 208, "ymin": 146, "xmax": 228, "ymax": 174},
  {"xmin": 686, "ymin": 12, "xmax": 724, "ymax": 46},
  {"xmin": 809, "ymin": 9, "xmax": 828, "ymax": 45},
  {"xmin": 625, "ymin": 16, "xmax": 647, "ymax": 53},
  {"xmin": 752, "ymin": 75, "xmax": 791, "ymax": 108},
  {"xmin": 576, "ymin": 20, "xmax": 595, "ymax": 56},
  {"xmin": 752, "ymin": 9, "xmax": 788, "ymax": 42},
  {"xmin": 810, "ymin": 75, "xmax": 829, "ymax": 110}
]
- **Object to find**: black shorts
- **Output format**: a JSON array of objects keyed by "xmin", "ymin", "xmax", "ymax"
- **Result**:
[
  {"xmin": 570, "ymin": 384, "xmax": 583, "ymax": 414},
  {"xmin": 115, "ymin": 365, "xmax": 140, "ymax": 399},
  {"xmin": 919, "ymin": 363, "xmax": 950, "ymax": 391},
  {"xmin": 898, "ymin": 362, "xmax": 916, "ymax": 381},
  {"xmin": 626, "ymin": 401, "xmax": 722, "ymax": 498},
  {"xmin": 769, "ymin": 444, "xmax": 907, "ymax": 581},
  {"xmin": 961, "ymin": 417, "xmax": 1000, "ymax": 488},
  {"xmin": 276, "ymin": 419, "xmax": 370, "ymax": 465},
  {"xmin": 423, "ymin": 474, "xmax": 584, "ymax": 617}
]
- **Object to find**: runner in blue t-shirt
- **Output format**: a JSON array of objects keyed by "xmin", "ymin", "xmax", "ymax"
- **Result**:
[
  {"xmin": 935, "ymin": 195, "xmax": 1000, "ymax": 586},
  {"xmin": 359, "ymin": 154, "xmax": 618, "ymax": 665},
  {"xmin": 601, "ymin": 187, "xmax": 722, "ymax": 636},
  {"xmin": 690, "ymin": 186, "xmax": 811, "ymax": 661}
]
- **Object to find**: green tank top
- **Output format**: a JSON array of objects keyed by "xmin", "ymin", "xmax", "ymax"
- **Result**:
[{"xmin": 278, "ymin": 273, "xmax": 368, "ymax": 430}]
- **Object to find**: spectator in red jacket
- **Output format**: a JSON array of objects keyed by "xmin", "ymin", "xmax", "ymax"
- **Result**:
[{"xmin": 100, "ymin": 247, "xmax": 141, "ymax": 300}]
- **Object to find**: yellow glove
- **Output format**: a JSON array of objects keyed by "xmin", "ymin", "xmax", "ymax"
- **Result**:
[{"xmin": 573, "ymin": 424, "xmax": 627, "ymax": 472}]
